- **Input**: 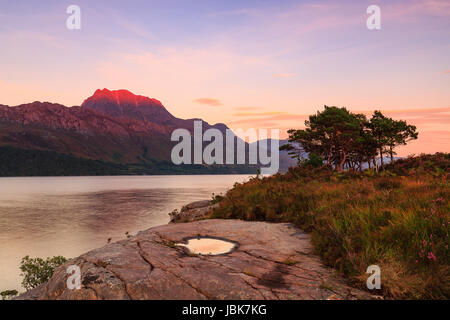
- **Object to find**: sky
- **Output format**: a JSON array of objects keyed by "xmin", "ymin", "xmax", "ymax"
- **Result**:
[{"xmin": 0, "ymin": 0, "xmax": 449, "ymax": 155}]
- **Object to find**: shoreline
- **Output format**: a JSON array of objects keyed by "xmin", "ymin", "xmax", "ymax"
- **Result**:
[{"xmin": 16, "ymin": 198, "xmax": 376, "ymax": 300}]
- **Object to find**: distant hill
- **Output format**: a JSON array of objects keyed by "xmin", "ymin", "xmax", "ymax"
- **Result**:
[
  {"xmin": 0, "ymin": 89, "xmax": 292, "ymax": 176},
  {"xmin": 249, "ymin": 139, "xmax": 299, "ymax": 172}
]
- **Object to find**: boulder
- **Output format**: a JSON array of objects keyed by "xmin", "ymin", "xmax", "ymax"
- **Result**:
[{"xmin": 169, "ymin": 200, "xmax": 218, "ymax": 223}]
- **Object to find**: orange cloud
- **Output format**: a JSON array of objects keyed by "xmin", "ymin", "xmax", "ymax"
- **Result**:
[
  {"xmin": 233, "ymin": 111, "xmax": 286, "ymax": 117},
  {"xmin": 363, "ymin": 107, "xmax": 450, "ymax": 114},
  {"xmin": 229, "ymin": 113, "xmax": 308, "ymax": 127},
  {"xmin": 193, "ymin": 98, "xmax": 223, "ymax": 106},
  {"xmin": 397, "ymin": 130, "xmax": 450, "ymax": 156},
  {"xmin": 234, "ymin": 106, "xmax": 263, "ymax": 111}
]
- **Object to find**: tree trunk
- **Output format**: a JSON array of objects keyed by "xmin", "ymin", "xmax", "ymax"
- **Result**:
[
  {"xmin": 379, "ymin": 148, "xmax": 384, "ymax": 170},
  {"xmin": 389, "ymin": 146, "xmax": 394, "ymax": 164},
  {"xmin": 338, "ymin": 151, "xmax": 347, "ymax": 172}
]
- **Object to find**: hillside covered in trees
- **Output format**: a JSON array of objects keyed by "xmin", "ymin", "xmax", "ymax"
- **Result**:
[{"xmin": 0, "ymin": 146, "xmax": 258, "ymax": 176}]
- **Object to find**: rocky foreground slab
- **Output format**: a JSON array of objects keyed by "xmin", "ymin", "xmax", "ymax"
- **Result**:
[{"xmin": 18, "ymin": 219, "xmax": 373, "ymax": 300}]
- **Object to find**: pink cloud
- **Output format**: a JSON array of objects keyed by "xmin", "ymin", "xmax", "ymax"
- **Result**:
[{"xmin": 193, "ymin": 98, "xmax": 223, "ymax": 106}]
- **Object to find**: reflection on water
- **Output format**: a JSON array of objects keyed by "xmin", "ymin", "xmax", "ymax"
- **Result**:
[
  {"xmin": 0, "ymin": 175, "xmax": 250, "ymax": 292},
  {"xmin": 176, "ymin": 237, "xmax": 237, "ymax": 255}
]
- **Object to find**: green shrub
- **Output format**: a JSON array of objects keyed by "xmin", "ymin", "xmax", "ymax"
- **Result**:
[
  {"xmin": 302, "ymin": 153, "xmax": 324, "ymax": 167},
  {"xmin": 20, "ymin": 255, "xmax": 68, "ymax": 290},
  {"xmin": 1, "ymin": 290, "xmax": 18, "ymax": 300}
]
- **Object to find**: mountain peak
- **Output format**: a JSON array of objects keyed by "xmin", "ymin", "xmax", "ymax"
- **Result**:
[
  {"xmin": 86, "ymin": 88, "xmax": 164, "ymax": 108},
  {"xmin": 82, "ymin": 88, "xmax": 175, "ymax": 124}
]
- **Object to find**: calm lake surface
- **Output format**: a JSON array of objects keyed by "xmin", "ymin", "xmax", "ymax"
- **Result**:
[{"xmin": 0, "ymin": 175, "xmax": 251, "ymax": 292}]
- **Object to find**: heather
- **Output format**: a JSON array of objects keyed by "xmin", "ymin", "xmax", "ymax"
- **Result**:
[{"xmin": 211, "ymin": 153, "xmax": 450, "ymax": 299}]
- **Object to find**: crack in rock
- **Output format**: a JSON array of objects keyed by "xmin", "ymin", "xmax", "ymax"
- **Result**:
[
  {"xmin": 136, "ymin": 241, "xmax": 212, "ymax": 299},
  {"xmin": 136, "ymin": 241, "xmax": 155, "ymax": 272},
  {"xmin": 80, "ymin": 257, "xmax": 132, "ymax": 300}
]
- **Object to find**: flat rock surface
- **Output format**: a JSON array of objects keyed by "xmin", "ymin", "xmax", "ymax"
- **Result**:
[{"xmin": 18, "ymin": 219, "xmax": 373, "ymax": 300}]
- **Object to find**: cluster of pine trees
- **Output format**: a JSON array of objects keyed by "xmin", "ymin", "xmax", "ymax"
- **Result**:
[{"xmin": 282, "ymin": 106, "xmax": 418, "ymax": 172}]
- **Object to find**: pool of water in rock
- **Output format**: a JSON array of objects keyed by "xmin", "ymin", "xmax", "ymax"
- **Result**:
[{"xmin": 177, "ymin": 237, "xmax": 237, "ymax": 255}]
